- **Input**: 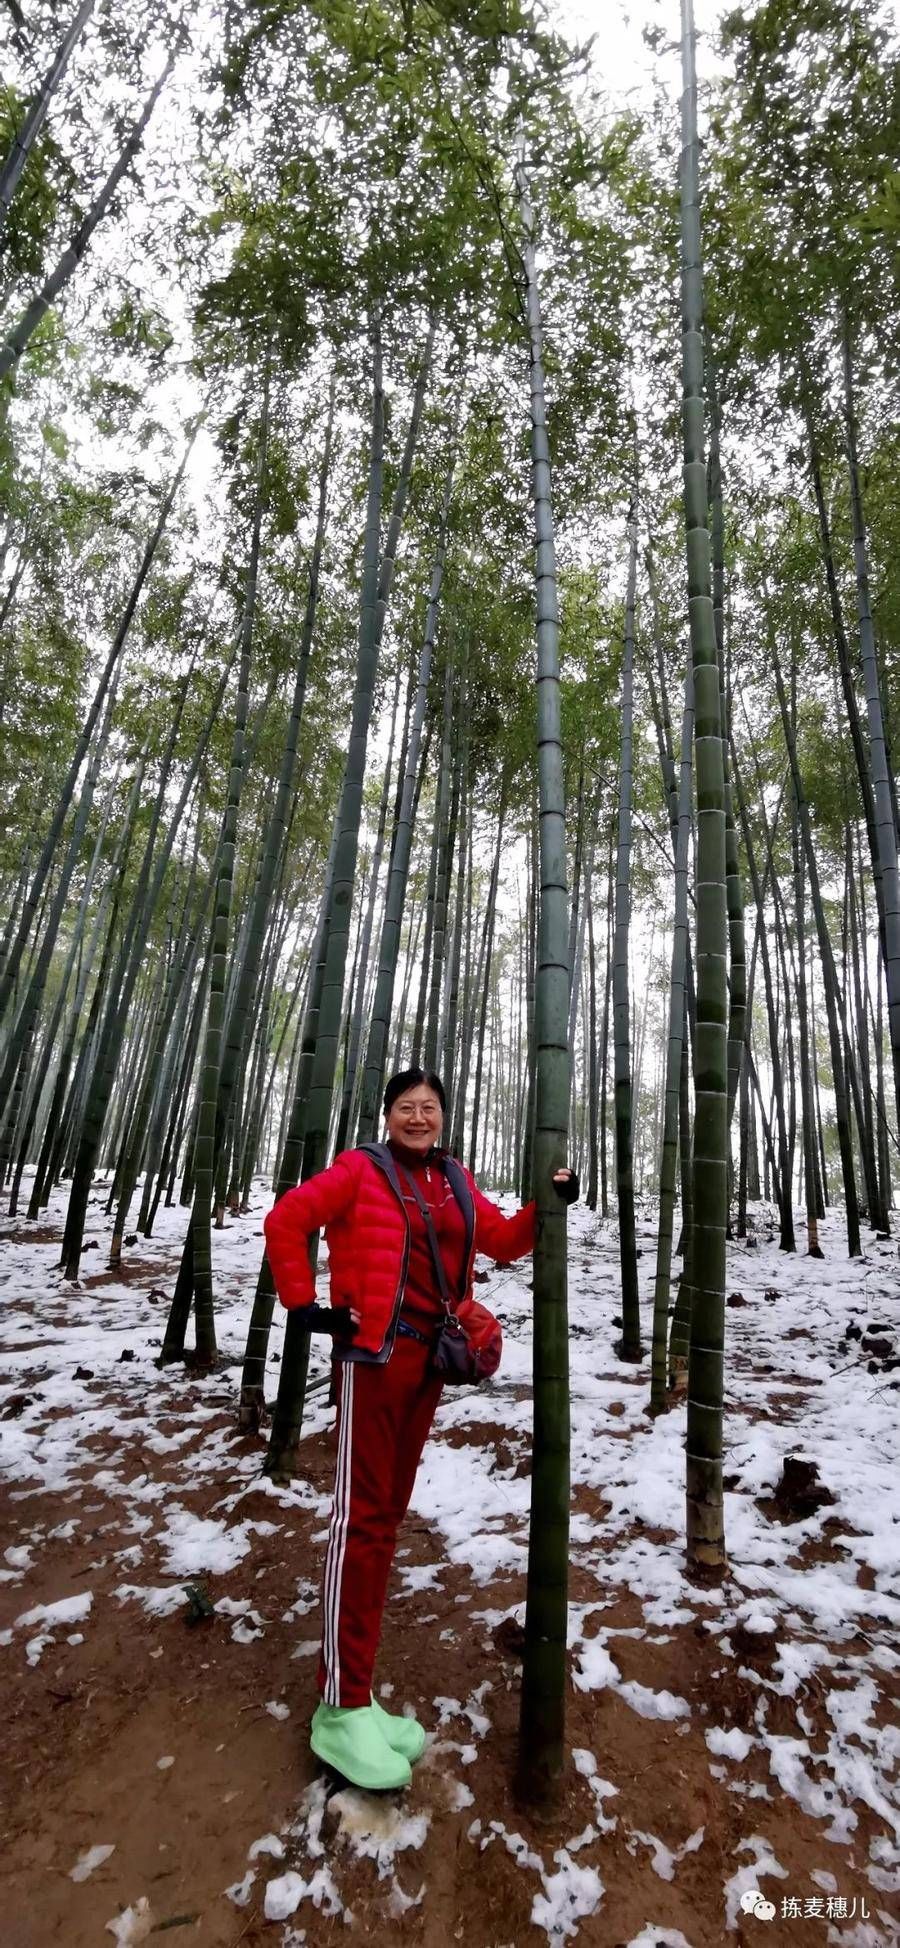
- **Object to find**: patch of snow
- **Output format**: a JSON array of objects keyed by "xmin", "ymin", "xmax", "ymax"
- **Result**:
[
  {"xmin": 224, "ymin": 1869, "xmax": 255, "ymax": 1907},
  {"xmin": 826, "ymin": 1678, "xmax": 879, "ymax": 1744},
  {"xmin": 762, "ymin": 1735, "xmax": 858, "ymax": 1840},
  {"xmin": 105, "ymin": 1898, "xmax": 154, "ymax": 1944},
  {"xmin": 399, "ymin": 1562, "xmax": 443, "ymax": 1590},
  {"xmin": 724, "ymin": 1837, "xmax": 788, "ymax": 1931},
  {"xmin": 249, "ymin": 1833, "xmax": 285, "ymax": 1860},
  {"xmin": 429, "ymin": 1735, "xmax": 477, "ymax": 1766},
  {"xmin": 159, "ymin": 1507, "xmax": 251, "ymax": 1576},
  {"xmin": 735, "ymin": 1604, "xmax": 777, "ymax": 1635},
  {"xmin": 531, "ymin": 1850, "xmax": 604, "ymax": 1942},
  {"xmin": 707, "ymin": 1727, "xmax": 754, "ymax": 1762},
  {"xmin": 387, "ymin": 1877, "xmax": 424, "ymax": 1916},
  {"xmin": 15, "ymin": 1592, "xmax": 92, "ymax": 1630},
  {"xmin": 432, "ymin": 1687, "xmax": 491, "ymax": 1738},
  {"xmin": 232, "ymin": 1614, "xmax": 266, "ymax": 1644},
  {"xmin": 70, "ymin": 1843, "xmax": 115, "ymax": 1881},
  {"xmin": 264, "ymin": 1872, "xmax": 306, "ymax": 1921},
  {"xmin": 114, "ymin": 1584, "xmax": 185, "ymax": 1617},
  {"xmin": 572, "ymin": 1632, "xmax": 688, "ymax": 1721},
  {"xmin": 867, "ymin": 1865, "xmax": 900, "ymax": 1894},
  {"xmin": 572, "ymin": 1751, "xmax": 618, "ymax": 1836},
  {"xmin": 4, "ymin": 1544, "xmax": 32, "ymax": 1572},
  {"xmin": 489, "ymin": 1823, "xmax": 544, "ymax": 1874},
  {"xmin": 263, "ymin": 1865, "xmax": 343, "ymax": 1922},
  {"xmin": 772, "ymin": 1640, "xmax": 833, "ymax": 1697},
  {"xmin": 869, "ymin": 1834, "xmax": 900, "ymax": 1876},
  {"xmin": 327, "ymin": 1789, "xmax": 429, "ymax": 1876},
  {"xmin": 573, "ymin": 1639, "xmax": 618, "ymax": 1690},
  {"xmin": 618, "ymin": 1680, "xmax": 690, "ymax": 1722},
  {"xmin": 627, "ymin": 1826, "xmax": 703, "ymax": 1882}
]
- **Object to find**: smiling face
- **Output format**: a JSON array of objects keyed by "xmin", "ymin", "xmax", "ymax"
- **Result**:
[{"xmin": 384, "ymin": 1083, "xmax": 444, "ymax": 1155}]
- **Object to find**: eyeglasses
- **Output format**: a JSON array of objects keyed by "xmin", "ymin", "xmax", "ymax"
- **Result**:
[{"xmin": 392, "ymin": 1102, "xmax": 441, "ymax": 1119}]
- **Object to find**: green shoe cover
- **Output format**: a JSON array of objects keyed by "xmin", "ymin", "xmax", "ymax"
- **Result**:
[
  {"xmin": 370, "ymin": 1693, "xmax": 427, "ymax": 1765},
  {"xmin": 310, "ymin": 1702, "xmax": 412, "ymax": 1791}
]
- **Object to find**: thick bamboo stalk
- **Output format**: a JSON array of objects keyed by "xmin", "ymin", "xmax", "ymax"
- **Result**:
[
  {"xmin": 680, "ymin": 0, "xmax": 729, "ymax": 1581},
  {"xmin": 769, "ymin": 607, "xmax": 861, "ymax": 1255},
  {"xmin": 442, "ymin": 662, "xmax": 469, "ymax": 1123},
  {"xmin": 843, "ymin": 323, "xmax": 900, "ymax": 1138},
  {"xmin": 801, "ymin": 372, "xmax": 885, "ymax": 949},
  {"xmin": 424, "ymin": 660, "xmax": 455, "ymax": 1072},
  {"xmin": 336, "ymin": 657, "xmax": 402, "ymax": 1150},
  {"xmin": 164, "ymin": 367, "xmax": 271, "ymax": 1363},
  {"xmin": 586, "ymin": 895, "xmax": 599, "ymax": 1211},
  {"xmin": 791, "ymin": 803, "xmax": 821, "ymax": 1255},
  {"xmin": 265, "ymin": 313, "xmax": 389, "ymax": 1474},
  {"xmin": 598, "ymin": 818, "xmax": 614, "ymax": 1218},
  {"xmin": 515, "ymin": 148, "xmax": 571, "ymax": 1811},
  {"xmin": 613, "ymin": 499, "xmax": 641, "ymax": 1359},
  {"xmin": 707, "ymin": 355, "xmax": 746, "ymax": 1141},
  {"xmin": 410, "ymin": 781, "xmax": 440, "ymax": 1068},
  {"xmin": 356, "ymin": 457, "xmax": 452, "ymax": 1136},
  {"xmin": 650, "ymin": 673, "xmax": 693, "ymax": 1413},
  {"xmin": 729, "ymin": 739, "xmax": 795, "ymax": 1250},
  {"xmin": 213, "ymin": 378, "xmax": 334, "ymax": 1190},
  {"xmin": 519, "ymin": 789, "xmax": 538, "ymax": 1202},
  {"xmin": 467, "ymin": 800, "xmax": 505, "ymax": 1175}
]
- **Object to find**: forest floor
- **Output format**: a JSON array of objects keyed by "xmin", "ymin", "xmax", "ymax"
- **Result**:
[{"xmin": 1, "ymin": 1183, "xmax": 899, "ymax": 1948}]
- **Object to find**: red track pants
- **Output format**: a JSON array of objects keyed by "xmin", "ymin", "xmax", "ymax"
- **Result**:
[{"xmin": 318, "ymin": 1331, "xmax": 443, "ymax": 1708}]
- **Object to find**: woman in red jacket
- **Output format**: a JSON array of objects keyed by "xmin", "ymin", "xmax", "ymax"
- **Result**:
[{"xmin": 264, "ymin": 1065, "xmax": 577, "ymax": 1792}]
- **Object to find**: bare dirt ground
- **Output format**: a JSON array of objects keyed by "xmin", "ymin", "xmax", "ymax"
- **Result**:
[{"xmin": 1, "ymin": 1217, "xmax": 898, "ymax": 1948}]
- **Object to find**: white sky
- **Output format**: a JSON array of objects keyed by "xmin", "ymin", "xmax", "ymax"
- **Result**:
[{"xmin": 558, "ymin": 0, "xmax": 729, "ymax": 101}]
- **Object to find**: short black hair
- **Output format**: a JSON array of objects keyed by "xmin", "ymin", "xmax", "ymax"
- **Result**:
[{"xmin": 383, "ymin": 1068, "xmax": 446, "ymax": 1116}]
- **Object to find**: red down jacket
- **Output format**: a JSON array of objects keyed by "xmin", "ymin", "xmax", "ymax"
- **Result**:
[{"xmin": 264, "ymin": 1147, "xmax": 536, "ymax": 1362}]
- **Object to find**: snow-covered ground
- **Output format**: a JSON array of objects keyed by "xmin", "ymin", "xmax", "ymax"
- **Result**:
[{"xmin": 1, "ymin": 1176, "xmax": 899, "ymax": 1944}]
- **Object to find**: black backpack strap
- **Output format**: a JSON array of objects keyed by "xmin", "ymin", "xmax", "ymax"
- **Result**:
[
  {"xmin": 357, "ymin": 1140, "xmax": 401, "ymax": 1190},
  {"xmin": 440, "ymin": 1153, "xmax": 475, "ymax": 1277}
]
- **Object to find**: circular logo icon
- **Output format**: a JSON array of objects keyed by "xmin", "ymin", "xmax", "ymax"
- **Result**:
[{"xmin": 740, "ymin": 1890, "xmax": 776, "ymax": 1921}]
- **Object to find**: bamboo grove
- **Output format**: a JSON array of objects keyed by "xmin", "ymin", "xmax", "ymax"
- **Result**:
[{"xmin": 1, "ymin": 0, "xmax": 898, "ymax": 1805}]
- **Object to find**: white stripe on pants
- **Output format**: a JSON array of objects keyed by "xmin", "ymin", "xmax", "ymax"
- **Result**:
[{"xmin": 322, "ymin": 1363, "xmax": 354, "ymax": 1706}]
